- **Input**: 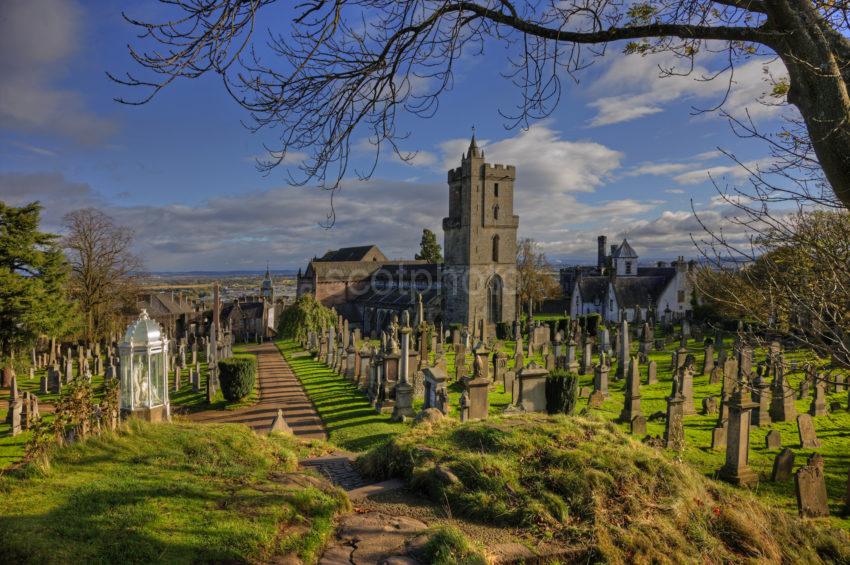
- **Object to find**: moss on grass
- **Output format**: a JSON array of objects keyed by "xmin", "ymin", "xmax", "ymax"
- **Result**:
[
  {"xmin": 0, "ymin": 419, "xmax": 349, "ymax": 564},
  {"xmin": 360, "ymin": 413, "xmax": 850, "ymax": 564}
]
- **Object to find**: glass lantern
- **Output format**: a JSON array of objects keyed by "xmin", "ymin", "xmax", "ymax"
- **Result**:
[{"xmin": 119, "ymin": 309, "xmax": 170, "ymax": 422}]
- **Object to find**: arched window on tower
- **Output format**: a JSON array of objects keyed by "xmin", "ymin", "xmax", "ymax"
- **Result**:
[
  {"xmin": 493, "ymin": 205, "xmax": 499, "ymax": 220},
  {"xmin": 492, "ymin": 234, "xmax": 500, "ymax": 262},
  {"xmin": 487, "ymin": 275, "xmax": 503, "ymax": 324}
]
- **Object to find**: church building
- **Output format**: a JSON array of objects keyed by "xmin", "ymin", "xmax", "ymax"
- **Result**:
[{"xmin": 297, "ymin": 134, "xmax": 519, "ymax": 334}]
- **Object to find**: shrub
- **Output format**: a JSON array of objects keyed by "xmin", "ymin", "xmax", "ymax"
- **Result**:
[
  {"xmin": 495, "ymin": 322, "xmax": 512, "ymax": 340},
  {"xmin": 277, "ymin": 295, "xmax": 337, "ymax": 341},
  {"xmin": 545, "ymin": 369, "xmax": 579, "ymax": 415},
  {"xmin": 218, "ymin": 356, "xmax": 257, "ymax": 402}
]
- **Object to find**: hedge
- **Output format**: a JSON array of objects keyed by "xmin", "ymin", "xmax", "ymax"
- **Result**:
[
  {"xmin": 218, "ymin": 356, "xmax": 257, "ymax": 402},
  {"xmin": 545, "ymin": 369, "xmax": 579, "ymax": 415}
]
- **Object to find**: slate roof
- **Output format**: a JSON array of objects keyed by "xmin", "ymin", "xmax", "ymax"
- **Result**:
[
  {"xmin": 611, "ymin": 239, "xmax": 638, "ymax": 259},
  {"xmin": 140, "ymin": 293, "xmax": 195, "ymax": 317},
  {"xmin": 305, "ymin": 260, "xmax": 433, "ymax": 283},
  {"xmin": 221, "ymin": 301, "xmax": 266, "ymax": 323},
  {"xmin": 576, "ymin": 276, "xmax": 609, "ymax": 304},
  {"xmin": 611, "ymin": 276, "xmax": 670, "ymax": 309},
  {"xmin": 635, "ymin": 266, "xmax": 676, "ymax": 278},
  {"xmin": 316, "ymin": 245, "xmax": 387, "ymax": 262},
  {"xmin": 305, "ymin": 261, "xmax": 382, "ymax": 281}
]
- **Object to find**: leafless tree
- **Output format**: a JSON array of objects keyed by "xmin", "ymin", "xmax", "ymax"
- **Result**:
[
  {"xmin": 63, "ymin": 209, "xmax": 144, "ymax": 343},
  {"xmin": 112, "ymin": 1, "xmax": 850, "ymax": 209},
  {"xmin": 516, "ymin": 237, "xmax": 559, "ymax": 318}
]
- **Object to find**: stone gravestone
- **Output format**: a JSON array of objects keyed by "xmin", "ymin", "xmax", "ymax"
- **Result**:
[
  {"xmin": 809, "ymin": 375, "xmax": 827, "ymax": 417},
  {"xmin": 493, "ymin": 351, "xmax": 507, "ymax": 385},
  {"xmin": 718, "ymin": 389, "xmax": 759, "ymax": 487},
  {"xmin": 517, "ymin": 363, "xmax": 548, "ymax": 413},
  {"xmin": 48, "ymin": 364, "xmax": 61, "ymax": 394},
  {"xmin": 588, "ymin": 390, "xmax": 606, "ymax": 409},
  {"xmin": 619, "ymin": 357, "xmax": 642, "ymax": 423},
  {"xmin": 795, "ymin": 454, "xmax": 830, "ymax": 518},
  {"xmin": 391, "ymin": 314, "xmax": 416, "ymax": 421},
  {"xmin": 503, "ymin": 370, "xmax": 516, "ymax": 401},
  {"xmin": 769, "ymin": 364, "xmax": 796, "ymax": 422},
  {"xmin": 701, "ymin": 396, "xmax": 717, "ymax": 415},
  {"xmin": 702, "ymin": 344, "xmax": 714, "ymax": 376},
  {"xmin": 680, "ymin": 359, "xmax": 696, "ymax": 416},
  {"xmin": 580, "ymin": 341, "xmax": 593, "ymax": 376},
  {"xmin": 544, "ymin": 352, "xmax": 555, "ymax": 372},
  {"xmin": 765, "ymin": 429, "xmax": 782, "ymax": 450},
  {"xmin": 647, "ymin": 360, "xmax": 657, "ymax": 385},
  {"xmin": 708, "ymin": 366, "xmax": 722, "ymax": 385},
  {"xmin": 593, "ymin": 355, "xmax": 610, "ymax": 398},
  {"xmin": 664, "ymin": 384, "xmax": 686, "ymax": 451},
  {"xmin": 423, "ymin": 367, "xmax": 449, "ymax": 415},
  {"xmin": 9, "ymin": 398, "xmax": 22, "ymax": 436},
  {"xmin": 616, "ymin": 319, "xmax": 629, "ymax": 380},
  {"xmin": 771, "ymin": 448, "xmax": 795, "ymax": 482},
  {"xmin": 631, "ymin": 414, "xmax": 647, "ymax": 436},
  {"xmin": 751, "ymin": 376, "xmax": 771, "ymax": 427},
  {"xmin": 797, "ymin": 414, "xmax": 821, "ymax": 449}
]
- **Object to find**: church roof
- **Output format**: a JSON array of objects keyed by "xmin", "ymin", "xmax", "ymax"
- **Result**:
[
  {"xmin": 305, "ymin": 260, "xmax": 432, "ymax": 283},
  {"xmin": 612, "ymin": 239, "xmax": 638, "ymax": 259},
  {"xmin": 467, "ymin": 131, "xmax": 482, "ymax": 159},
  {"xmin": 316, "ymin": 245, "xmax": 388, "ymax": 262}
]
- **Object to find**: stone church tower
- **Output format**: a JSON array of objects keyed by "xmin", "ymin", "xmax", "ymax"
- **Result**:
[{"xmin": 442, "ymin": 134, "xmax": 518, "ymax": 330}]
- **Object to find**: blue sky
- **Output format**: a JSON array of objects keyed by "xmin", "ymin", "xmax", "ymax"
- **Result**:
[{"xmin": 0, "ymin": 0, "xmax": 789, "ymax": 271}]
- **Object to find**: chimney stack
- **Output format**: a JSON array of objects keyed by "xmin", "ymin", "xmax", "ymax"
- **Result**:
[{"xmin": 597, "ymin": 235, "xmax": 607, "ymax": 270}]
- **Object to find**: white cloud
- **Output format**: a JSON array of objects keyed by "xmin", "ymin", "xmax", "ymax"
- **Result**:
[
  {"xmin": 586, "ymin": 51, "xmax": 789, "ymax": 127},
  {"xmin": 672, "ymin": 159, "xmax": 767, "ymax": 185},
  {"xmin": 626, "ymin": 162, "xmax": 692, "ymax": 177},
  {"xmin": 665, "ymin": 188, "xmax": 686, "ymax": 194},
  {"xmin": 0, "ymin": 0, "xmax": 117, "ymax": 143},
  {"xmin": 3, "ymin": 125, "xmax": 722, "ymax": 269}
]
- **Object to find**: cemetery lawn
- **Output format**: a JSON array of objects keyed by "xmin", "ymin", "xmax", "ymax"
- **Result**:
[
  {"xmin": 360, "ymin": 413, "xmax": 850, "ymax": 563},
  {"xmin": 0, "ymin": 419, "xmax": 349, "ymax": 564},
  {"xmin": 277, "ymin": 340, "xmax": 409, "ymax": 452},
  {"xmin": 590, "ymin": 337, "xmax": 850, "ymax": 526}
]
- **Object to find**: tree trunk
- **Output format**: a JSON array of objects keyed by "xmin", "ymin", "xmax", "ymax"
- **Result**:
[{"xmin": 769, "ymin": 1, "xmax": 850, "ymax": 206}]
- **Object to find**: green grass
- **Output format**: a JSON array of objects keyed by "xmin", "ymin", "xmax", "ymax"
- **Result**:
[
  {"xmin": 276, "ymin": 340, "xmax": 408, "ymax": 452},
  {"xmin": 0, "ymin": 419, "xmax": 349, "ymax": 564},
  {"xmin": 297, "ymin": 333, "xmax": 850, "ymax": 530},
  {"xmin": 360, "ymin": 413, "xmax": 850, "ymax": 563},
  {"xmin": 1, "ymin": 346, "xmax": 260, "ymax": 470},
  {"xmin": 583, "ymin": 335, "xmax": 850, "ymax": 525},
  {"xmin": 421, "ymin": 525, "xmax": 487, "ymax": 565}
]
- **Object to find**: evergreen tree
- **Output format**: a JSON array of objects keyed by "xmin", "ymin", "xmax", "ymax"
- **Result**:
[
  {"xmin": 415, "ymin": 228, "xmax": 443, "ymax": 263},
  {"xmin": 0, "ymin": 202, "xmax": 75, "ymax": 366}
]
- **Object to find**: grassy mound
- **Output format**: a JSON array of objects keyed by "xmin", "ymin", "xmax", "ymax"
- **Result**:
[
  {"xmin": 360, "ymin": 414, "xmax": 850, "ymax": 564},
  {"xmin": 0, "ymin": 420, "xmax": 349, "ymax": 564}
]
